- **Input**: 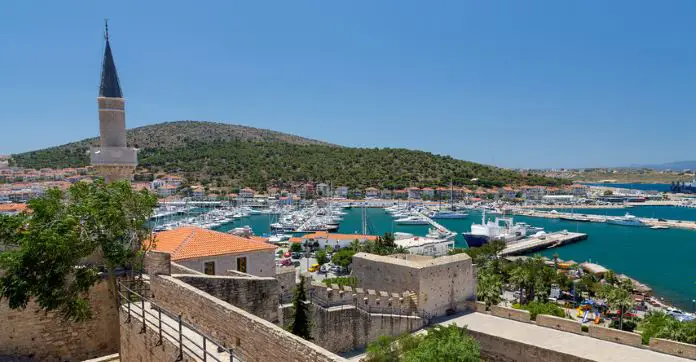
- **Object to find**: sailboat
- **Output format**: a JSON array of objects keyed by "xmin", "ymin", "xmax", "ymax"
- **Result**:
[{"xmin": 432, "ymin": 182, "xmax": 468, "ymax": 219}]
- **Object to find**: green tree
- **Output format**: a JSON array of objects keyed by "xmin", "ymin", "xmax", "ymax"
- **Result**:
[
  {"xmin": 288, "ymin": 277, "xmax": 312, "ymax": 340},
  {"xmin": 325, "ymin": 245, "xmax": 334, "ymax": 254},
  {"xmin": 0, "ymin": 180, "xmax": 157, "ymax": 322},
  {"xmin": 606, "ymin": 286, "xmax": 633, "ymax": 331},
  {"xmin": 290, "ymin": 243, "xmax": 302, "ymax": 253},
  {"xmin": 402, "ymin": 325, "xmax": 480, "ymax": 362},
  {"xmin": 315, "ymin": 250, "xmax": 328, "ymax": 265},
  {"xmin": 332, "ymin": 248, "xmax": 356, "ymax": 268},
  {"xmin": 476, "ymin": 264, "xmax": 503, "ymax": 307}
]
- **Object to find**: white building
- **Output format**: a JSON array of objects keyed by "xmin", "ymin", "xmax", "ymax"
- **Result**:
[
  {"xmin": 394, "ymin": 236, "xmax": 454, "ymax": 257},
  {"xmin": 365, "ymin": 187, "xmax": 379, "ymax": 198},
  {"xmin": 316, "ymin": 183, "xmax": 330, "ymax": 197},
  {"xmin": 335, "ymin": 186, "xmax": 349, "ymax": 198}
]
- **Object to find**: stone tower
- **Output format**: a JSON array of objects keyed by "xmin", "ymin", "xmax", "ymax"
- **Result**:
[{"xmin": 90, "ymin": 21, "xmax": 137, "ymax": 182}]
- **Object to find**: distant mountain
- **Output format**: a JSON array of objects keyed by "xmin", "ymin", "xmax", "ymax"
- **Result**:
[
  {"xmin": 627, "ymin": 161, "xmax": 696, "ymax": 171},
  {"xmin": 10, "ymin": 121, "xmax": 569, "ymax": 190}
]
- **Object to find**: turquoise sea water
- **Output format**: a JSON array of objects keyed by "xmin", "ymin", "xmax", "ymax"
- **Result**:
[
  {"xmin": 211, "ymin": 206, "xmax": 696, "ymax": 311},
  {"xmin": 549, "ymin": 206, "xmax": 696, "ymax": 222}
]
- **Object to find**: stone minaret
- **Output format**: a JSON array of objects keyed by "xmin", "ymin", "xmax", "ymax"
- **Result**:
[{"xmin": 90, "ymin": 21, "xmax": 137, "ymax": 182}]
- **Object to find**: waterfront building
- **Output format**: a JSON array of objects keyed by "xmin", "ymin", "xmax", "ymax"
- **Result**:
[
  {"xmin": 421, "ymin": 187, "xmax": 434, "ymax": 199},
  {"xmin": 150, "ymin": 226, "xmax": 276, "ymax": 277},
  {"xmin": 156, "ymin": 184, "xmax": 177, "ymax": 198},
  {"xmin": 239, "ymin": 187, "xmax": 256, "ymax": 199},
  {"xmin": 335, "ymin": 185, "xmax": 349, "ymax": 198},
  {"xmin": 365, "ymin": 187, "xmax": 379, "ymax": 198},
  {"xmin": 289, "ymin": 231, "xmax": 377, "ymax": 249},
  {"xmin": 315, "ymin": 183, "xmax": 329, "ymax": 196},
  {"xmin": 394, "ymin": 236, "xmax": 454, "ymax": 256},
  {"xmin": 380, "ymin": 188, "xmax": 393, "ymax": 199},
  {"xmin": 89, "ymin": 22, "xmax": 137, "ymax": 183},
  {"xmin": 407, "ymin": 187, "xmax": 422, "ymax": 199},
  {"xmin": 394, "ymin": 189, "xmax": 408, "ymax": 199},
  {"xmin": 191, "ymin": 185, "xmax": 205, "ymax": 200}
]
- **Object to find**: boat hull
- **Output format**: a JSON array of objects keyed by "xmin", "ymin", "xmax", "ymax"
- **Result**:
[{"xmin": 463, "ymin": 233, "xmax": 490, "ymax": 248}]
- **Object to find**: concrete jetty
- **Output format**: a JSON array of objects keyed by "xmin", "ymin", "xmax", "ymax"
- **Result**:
[
  {"xmin": 415, "ymin": 211, "xmax": 457, "ymax": 239},
  {"xmin": 514, "ymin": 209, "xmax": 696, "ymax": 231},
  {"xmin": 500, "ymin": 231, "xmax": 588, "ymax": 256}
]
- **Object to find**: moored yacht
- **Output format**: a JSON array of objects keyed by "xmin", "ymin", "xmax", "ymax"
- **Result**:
[{"xmin": 606, "ymin": 213, "xmax": 647, "ymax": 227}]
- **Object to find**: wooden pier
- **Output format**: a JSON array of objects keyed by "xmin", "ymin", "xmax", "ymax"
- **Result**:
[{"xmin": 500, "ymin": 231, "xmax": 588, "ymax": 256}]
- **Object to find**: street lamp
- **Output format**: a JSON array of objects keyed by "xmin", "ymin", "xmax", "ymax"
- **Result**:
[{"xmin": 692, "ymin": 299, "xmax": 695, "ymax": 313}]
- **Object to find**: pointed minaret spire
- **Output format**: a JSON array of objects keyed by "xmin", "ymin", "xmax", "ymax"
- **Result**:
[
  {"xmin": 92, "ymin": 21, "xmax": 136, "ymax": 182},
  {"xmin": 99, "ymin": 19, "xmax": 123, "ymax": 98}
]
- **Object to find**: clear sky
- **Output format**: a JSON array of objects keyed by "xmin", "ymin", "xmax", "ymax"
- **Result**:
[{"xmin": 2, "ymin": 1, "xmax": 695, "ymax": 169}]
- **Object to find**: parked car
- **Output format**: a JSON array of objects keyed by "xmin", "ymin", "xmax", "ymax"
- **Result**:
[
  {"xmin": 308, "ymin": 263, "xmax": 320, "ymax": 272},
  {"xmin": 291, "ymin": 252, "xmax": 302, "ymax": 259},
  {"xmin": 279, "ymin": 258, "xmax": 292, "ymax": 266},
  {"xmin": 319, "ymin": 264, "xmax": 329, "ymax": 274}
]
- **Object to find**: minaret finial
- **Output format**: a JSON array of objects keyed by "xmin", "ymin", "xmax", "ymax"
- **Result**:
[{"xmin": 104, "ymin": 19, "xmax": 109, "ymax": 41}]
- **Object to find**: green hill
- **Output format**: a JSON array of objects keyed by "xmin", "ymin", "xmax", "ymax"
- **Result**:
[{"xmin": 11, "ymin": 121, "xmax": 568, "ymax": 190}]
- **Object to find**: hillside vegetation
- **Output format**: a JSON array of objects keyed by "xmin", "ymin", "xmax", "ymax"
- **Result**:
[{"xmin": 11, "ymin": 121, "xmax": 568, "ymax": 190}]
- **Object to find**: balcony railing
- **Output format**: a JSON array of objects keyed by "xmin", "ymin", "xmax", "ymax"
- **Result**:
[{"xmin": 89, "ymin": 147, "xmax": 137, "ymax": 166}]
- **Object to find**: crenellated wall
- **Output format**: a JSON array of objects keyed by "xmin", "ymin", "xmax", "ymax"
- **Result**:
[{"xmin": 351, "ymin": 252, "xmax": 475, "ymax": 317}]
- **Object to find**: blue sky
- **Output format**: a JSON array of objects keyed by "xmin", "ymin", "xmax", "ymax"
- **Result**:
[{"xmin": 2, "ymin": 1, "xmax": 696, "ymax": 168}]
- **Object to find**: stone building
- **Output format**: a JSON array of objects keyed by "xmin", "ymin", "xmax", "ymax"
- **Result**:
[
  {"xmin": 149, "ymin": 226, "xmax": 277, "ymax": 277},
  {"xmin": 89, "ymin": 21, "xmax": 137, "ymax": 183},
  {"xmin": 351, "ymin": 252, "xmax": 476, "ymax": 317}
]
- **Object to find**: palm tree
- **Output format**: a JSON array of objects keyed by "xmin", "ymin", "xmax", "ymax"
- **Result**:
[
  {"xmin": 350, "ymin": 239, "xmax": 362, "ymax": 252},
  {"xmin": 476, "ymin": 264, "xmax": 503, "ymax": 308},
  {"xmin": 607, "ymin": 286, "xmax": 633, "ymax": 330},
  {"xmin": 508, "ymin": 266, "xmax": 526, "ymax": 304}
]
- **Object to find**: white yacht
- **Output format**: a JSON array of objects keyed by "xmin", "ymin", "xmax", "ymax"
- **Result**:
[
  {"xmin": 430, "ymin": 210, "xmax": 468, "ymax": 219},
  {"xmin": 605, "ymin": 213, "xmax": 647, "ymax": 227},
  {"xmin": 395, "ymin": 215, "xmax": 430, "ymax": 225}
]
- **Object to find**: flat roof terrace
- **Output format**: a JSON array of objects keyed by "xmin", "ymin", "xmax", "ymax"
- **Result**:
[{"xmin": 440, "ymin": 312, "xmax": 690, "ymax": 362}]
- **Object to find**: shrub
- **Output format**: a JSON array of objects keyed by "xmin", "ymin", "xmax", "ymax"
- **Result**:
[
  {"xmin": 582, "ymin": 325, "xmax": 589, "ymax": 333},
  {"xmin": 610, "ymin": 319, "xmax": 637, "ymax": 332},
  {"xmin": 515, "ymin": 301, "xmax": 565, "ymax": 320}
]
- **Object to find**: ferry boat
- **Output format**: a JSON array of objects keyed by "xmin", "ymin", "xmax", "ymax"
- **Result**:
[
  {"xmin": 463, "ymin": 211, "xmax": 528, "ymax": 247},
  {"xmin": 605, "ymin": 213, "xmax": 647, "ymax": 227}
]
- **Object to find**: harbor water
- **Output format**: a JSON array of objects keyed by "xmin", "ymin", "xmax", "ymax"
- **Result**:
[{"xmin": 211, "ymin": 206, "xmax": 695, "ymax": 311}]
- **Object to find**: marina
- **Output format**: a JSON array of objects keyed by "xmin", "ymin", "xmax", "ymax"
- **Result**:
[{"xmin": 208, "ymin": 204, "xmax": 696, "ymax": 311}]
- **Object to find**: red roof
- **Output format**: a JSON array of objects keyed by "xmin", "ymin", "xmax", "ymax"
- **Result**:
[{"xmin": 149, "ymin": 227, "xmax": 274, "ymax": 261}]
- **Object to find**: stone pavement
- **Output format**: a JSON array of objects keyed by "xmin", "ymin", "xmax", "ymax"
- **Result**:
[
  {"xmin": 441, "ymin": 312, "xmax": 690, "ymax": 362},
  {"xmin": 124, "ymin": 301, "xmax": 239, "ymax": 362}
]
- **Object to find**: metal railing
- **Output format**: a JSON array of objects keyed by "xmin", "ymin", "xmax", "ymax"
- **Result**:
[{"xmin": 118, "ymin": 281, "xmax": 239, "ymax": 362}]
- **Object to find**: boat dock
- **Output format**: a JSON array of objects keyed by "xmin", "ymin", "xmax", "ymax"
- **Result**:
[
  {"xmin": 514, "ymin": 209, "xmax": 696, "ymax": 231},
  {"xmin": 500, "ymin": 231, "xmax": 588, "ymax": 256},
  {"xmin": 415, "ymin": 211, "xmax": 457, "ymax": 239}
]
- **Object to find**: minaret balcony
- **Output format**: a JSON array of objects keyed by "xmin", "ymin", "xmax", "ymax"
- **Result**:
[{"xmin": 89, "ymin": 147, "xmax": 137, "ymax": 166}]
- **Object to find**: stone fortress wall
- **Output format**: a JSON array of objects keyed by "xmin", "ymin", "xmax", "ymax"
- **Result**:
[
  {"xmin": 0, "ymin": 281, "xmax": 119, "ymax": 361},
  {"xmin": 352, "ymin": 252, "xmax": 476, "ymax": 317}
]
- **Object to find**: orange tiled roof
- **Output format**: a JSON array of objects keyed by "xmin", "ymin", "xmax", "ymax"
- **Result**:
[
  {"xmin": 0, "ymin": 203, "xmax": 28, "ymax": 213},
  {"xmin": 149, "ymin": 226, "xmax": 275, "ymax": 261}
]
